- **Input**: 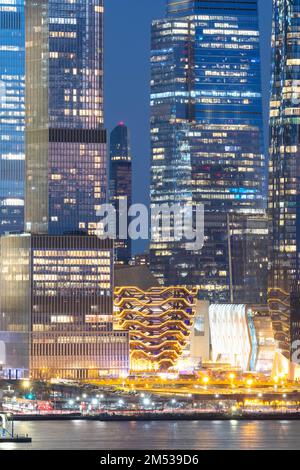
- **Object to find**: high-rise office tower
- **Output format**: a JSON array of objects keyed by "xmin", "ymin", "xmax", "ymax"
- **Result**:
[
  {"xmin": 150, "ymin": 0, "xmax": 267, "ymax": 302},
  {"xmin": 0, "ymin": 0, "xmax": 130, "ymax": 379},
  {"xmin": 25, "ymin": 0, "xmax": 106, "ymax": 235},
  {"xmin": 0, "ymin": 1, "xmax": 25, "ymax": 233},
  {"xmin": 268, "ymin": 0, "xmax": 300, "ymax": 358},
  {"xmin": 229, "ymin": 213, "xmax": 268, "ymax": 304},
  {"xmin": 109, "ymin": 123, "xmax": 132, "ymax": 264}
]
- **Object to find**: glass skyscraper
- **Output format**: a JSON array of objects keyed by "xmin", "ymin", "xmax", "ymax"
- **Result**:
[
  {"xmin": 150, "ymin": 0, "xmax": 267, "ymax": 302},
  {"xmin": 25, "ymin": 0, "xmax": 106, "ymax": 235},
  {"xmin": 109, "ymin": 123, "xmax": 132, "ymax": 264},
  {"xmin": 269, "ymin": 0, "xmax": 300, "ymax": 293},
  {"xmin": 0, "ymin": 0, "xmax": 25, "ymax": 233},
  {"xmin": 268, "ymin": 0, "xmax": 300, "ymax": 358}
]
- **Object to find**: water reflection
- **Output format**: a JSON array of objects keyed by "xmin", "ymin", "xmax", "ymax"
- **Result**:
[{"xmin": 0, "ymin": 420, "xmax": 299, "ymax": 450}]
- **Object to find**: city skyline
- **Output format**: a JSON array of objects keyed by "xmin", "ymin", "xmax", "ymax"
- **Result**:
[
  {"xmin": 0, "ymin": 0, "xmax": 295, "ymax": 371},
  {"xmin": 0, "ymin": 0, "xmax": 274, "ymax": 245},
  {"xmin": 1, "ymin": 0, "xmax": 300, "ymax": 453}
]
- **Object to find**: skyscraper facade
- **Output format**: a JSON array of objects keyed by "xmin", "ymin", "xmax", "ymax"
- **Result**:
[
  {"xmin": 150, "ymin": 0, "xmax": 267, "ymax": 302},
  {"xmin": 0, "ymin": 0, "xmax": 25, "ymax": 233},
  {"xmin": 268, "ymin": 0, "xmax": 300, "ymax": 358},
  {"xmin": 109, "ymin": 123, "xmax": 132, "ymax": 264},
  {"xmin": 25, "ymin": 0, "xmax": 106, "ymax": 235},
  {"xmin": 269, "ymin": 0, "xmax": 299, "ymax": 292},
  {"xmin": 0, "ymin": 234, "xmax": 129, "ymax": 380}
]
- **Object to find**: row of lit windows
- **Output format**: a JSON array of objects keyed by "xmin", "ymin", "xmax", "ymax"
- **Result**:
[{"xmin": 34, "ymin": 250, "xmax": 110, "ymax": 257}]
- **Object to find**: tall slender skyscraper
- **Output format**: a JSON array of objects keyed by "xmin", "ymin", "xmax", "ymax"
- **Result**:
[
  {"xmin": 0, "ymin": 1, "xmax": 25, "ymax": 233},
  {"xmin": 109, "ymin": 123, "xmax": 132, "ymax": 264},
  {"xmin": 150, "ymin": 0, "xmax": 267, "ymax": 302},
  {"xmin": 25, "ymin": 0, "xmax": 106, "ymax": 235},
  {"xmin": 268, "ymin": 0, "xmax": 300, "ymax": 358}
]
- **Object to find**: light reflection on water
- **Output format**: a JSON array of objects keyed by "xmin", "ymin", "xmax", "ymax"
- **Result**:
[{"xmin": 0, "ymin": 420, "xmax": 299, "ymax": 450}]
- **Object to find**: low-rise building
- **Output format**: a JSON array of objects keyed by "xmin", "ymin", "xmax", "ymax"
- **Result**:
[
  {"xmin": 209, "ymin": 304, "xmax": 275, "ymax": 373},
  {"xmin": 0, "ymin": 234, "xmax": 129, "ymax": 380}
]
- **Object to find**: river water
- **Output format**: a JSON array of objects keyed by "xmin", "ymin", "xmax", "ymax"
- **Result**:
[{"xmin": 0, "ymin": 419, "xmax": 300, "ymax": 450}]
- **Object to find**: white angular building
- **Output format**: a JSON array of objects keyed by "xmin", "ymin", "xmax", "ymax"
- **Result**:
[{"xmin": 209, "ymin": 304, "xmax": 275, "ymax": 373}]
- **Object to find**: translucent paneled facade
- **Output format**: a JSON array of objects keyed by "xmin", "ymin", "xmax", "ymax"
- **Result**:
[
  {"xmin": 25, "ymin": 0, "xmax": 106, "ymax": 235},
  {"xmin": 209, "ymin": 304, "xmax": 252, "ymax": 371},
  {"xmin": 0, "ymin": 0, "xmax": 25, "ymax": 233},
  {"xmin": 209, "ymin": 304, "xmax": 275, "ymax": 372},
  {"xmin": 150, "ymin": 0, "xmax": 266, "ymax": 302}
]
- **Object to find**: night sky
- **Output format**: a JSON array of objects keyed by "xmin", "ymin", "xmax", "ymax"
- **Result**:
[{"xmin": 105, "ymin": 0, "xmax": 273, "ymax": 253}]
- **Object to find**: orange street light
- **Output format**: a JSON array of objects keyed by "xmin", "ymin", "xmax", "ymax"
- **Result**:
[{"xmin": 246, "ymin": 379, "xmax": 253, "ymax": 387}]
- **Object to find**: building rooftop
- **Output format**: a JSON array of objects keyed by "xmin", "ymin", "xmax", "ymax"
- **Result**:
[{"xmin": 114, "ymin": 265, "xmax": 159, "ymax": 291}]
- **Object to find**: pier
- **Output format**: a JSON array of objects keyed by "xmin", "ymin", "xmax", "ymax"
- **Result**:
[{"xmin": 0, "ymin": 413, "xmax": 32, "ymax": 443}]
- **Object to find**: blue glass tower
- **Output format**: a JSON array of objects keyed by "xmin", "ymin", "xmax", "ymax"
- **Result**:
[
  {"xmin": 0, "ymin": 1, "xmax": 25, "ymax": 233},
  {"xmin": 150, "ymin": 0, "xmax": 267, "ymax": 302}
]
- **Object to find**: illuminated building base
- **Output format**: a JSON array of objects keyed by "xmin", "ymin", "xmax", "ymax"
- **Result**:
[
  {"xmin": 268, "ymin": 288, "xmax": 291, "ymax": 359},
  {"xmin": 272, "ymin": 352, "xmax": 300, "ymax": 382}
]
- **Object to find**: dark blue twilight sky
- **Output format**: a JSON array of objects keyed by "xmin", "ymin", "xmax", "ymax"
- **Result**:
[{"xmin": 105, "ymin": 0, "xmax": 273, "ymax": 253}]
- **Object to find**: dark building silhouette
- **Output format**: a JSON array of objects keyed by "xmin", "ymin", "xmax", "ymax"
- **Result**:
[{"xmin": 109, "ymin": 123, "xmax": 132, "ymax": 264}]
